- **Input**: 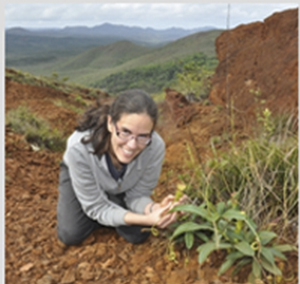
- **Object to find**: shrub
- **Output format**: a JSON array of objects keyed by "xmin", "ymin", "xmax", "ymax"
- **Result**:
[
  {"xmin": 170, "ymin": 198, "xmax": 297, "ymax": 283},
  {"xmin": 6, "ymin": 105, "xmax": 66, "ymax": 152},
  {"xmin": 178, "ymin": 113, "xmax": 298, "ymax": 232},
  {"xmin": 166, "ymin": 112, "xmax": 298, "ymax": 283}
]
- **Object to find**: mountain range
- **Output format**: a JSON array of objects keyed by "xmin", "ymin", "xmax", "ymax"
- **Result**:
[
  {"xmin": 6, "ymin": 23, "xmax": 216, "ymax": 42},
  {"xmin": 5, "ymin": 23, "xmax": 223, "ymax": 91}
]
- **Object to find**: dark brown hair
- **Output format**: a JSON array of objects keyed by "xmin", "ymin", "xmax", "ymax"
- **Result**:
[{"xmin": 76, "ymin": 89, "xmax": 158, "ymax": 156}]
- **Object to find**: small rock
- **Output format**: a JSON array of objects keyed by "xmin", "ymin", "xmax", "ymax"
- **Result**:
[
  {"xmin": 20, "ymin": 263, "xmax": 34, "ymax": 272},
  {"xmin": 61, "ymin": 268, "xmax": 76, "ymax": 284},
  {"xmin": 36, "ymin": 274, "xmax": 54, "ymax": 284}
]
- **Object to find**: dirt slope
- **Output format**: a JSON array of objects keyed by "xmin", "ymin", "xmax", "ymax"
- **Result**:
[
  {"xmin": 5, "ymin": 8, "xmax": 298, "ymax": 284},
  {"xmin": 209, "ymin": 8, "xmax": 298, "ymax": 119}
]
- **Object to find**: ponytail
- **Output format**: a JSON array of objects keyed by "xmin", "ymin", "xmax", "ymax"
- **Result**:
[{"xmin": 75, "ymin": 99, "xmax": 111, "ymax": 156}]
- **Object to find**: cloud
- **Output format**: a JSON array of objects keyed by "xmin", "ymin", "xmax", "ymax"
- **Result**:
[{"xmin": 4, "ymin": 3, "xmax": 298, "ymax": 30}]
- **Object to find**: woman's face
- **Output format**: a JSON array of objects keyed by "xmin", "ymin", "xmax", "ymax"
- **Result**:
[{"xmin": 107, "ymin": 113, "xmax": 154, "ymax": 164}]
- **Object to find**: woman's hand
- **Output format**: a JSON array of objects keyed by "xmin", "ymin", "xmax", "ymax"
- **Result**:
[
  {"xmin": 150, "ymin": 196, "xmax": 189, "ymax": 228},
  {"xmin": 160, "ymin": 193, "xmax": 189, "ymax": 206},
  {"xmin": 144, "ymin": 193, "xmax": 190, "ymax": 228},
  {"xmin": 125, "ymin": 195, "xmax": 189, "ymax": 227},
  {"xmin": 145, "ymin": 201, "xmax": 177, "ymax": 228},
  {"xmin": 147, "ymin": 202, "xmax": 173, "ymax": 226},
  {"xmin": 159, "ymin": 194, "xmax": 175, "ymax": 207},
  {"xmin": 156, "ymin": 201, "xmax": 180, "ymax": 228}
]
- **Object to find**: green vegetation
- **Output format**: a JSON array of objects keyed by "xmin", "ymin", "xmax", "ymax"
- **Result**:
[
  {"xmin": 6, "ymin": 29, "xmax": 222, "ymax": 89},
  {"xmin": 93, "ymin": 53, "xmax": 218, "ymax": 95},
  {"xmin": 5, "ymin": 33, "xmax": 120, "ymax": 67},
  {"xmin": 52, "ymin": 99, "xmax": 85, "ymax": 114},
  {"xmin": 92, "ymin": 60, "xmax": 180, "ymax": 95},
  {"xmin": 170, "ymin": 198, "xmax": 296, "ymax": 283},
  {"xmin": 5, "ymin": 105, "xmax": 66, "ymax": 152},
  {"xmin": 5, "ymin": 68, "xmax": 103, "ymax": 99},
  {"xmin": 57, "ymin": 40, "xmax": 153, "ymax": 71},
  {"xmin": 170, "ymin": 54, "xmax": 218, "ymax": 101},
  {"xmin": 166, "ymin": 111, "xmax": 298, "ymax": 283}
]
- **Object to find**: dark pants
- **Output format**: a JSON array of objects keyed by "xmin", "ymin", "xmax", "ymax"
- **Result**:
[{"xmin": 56, "ymin": 161, "xmax": 150, "ymax": 245}]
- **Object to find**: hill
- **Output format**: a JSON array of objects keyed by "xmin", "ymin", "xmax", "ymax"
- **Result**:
[
  {"xmin": 57, "ymin": 40, "xmax": 154, "ymax": 71},
  {"xmin": 58, "ymin": 23, "xmax": 213, "ymax": 43},
  {"xmin": 5, "ymin": 23, "xmax": 218, "ymax": 68},
  {"xmin": 6, "ymin": 23, "xmax": 215, "ymax": 44},
  {"xmin": 9, "ymin": 29, "xmax": 222, "ymax": 89},
  {"xmin": 5, "ymin": 33, "xmax": 126, "ymax": 66}
]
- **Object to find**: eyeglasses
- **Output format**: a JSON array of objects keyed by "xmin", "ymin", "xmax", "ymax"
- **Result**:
[{"xmin": 114, "ymin": 123, "xmax": 152, "ymax": 146}]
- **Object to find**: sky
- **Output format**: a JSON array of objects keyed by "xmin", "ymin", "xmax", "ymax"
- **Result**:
[{"xmin": 4, "ymin": 2, "xmax": 299, "ymax": 31}]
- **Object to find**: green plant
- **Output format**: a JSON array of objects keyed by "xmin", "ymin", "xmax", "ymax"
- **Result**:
[
  {"xmin": 180, "ymin": 113, "xmax": 298, "ymax": 230},
  {"xmin": 51, "ymin": 72, "xmax": 59, "ymax": 80},
  {"xmin": 74, "ymin": 94, "xmax": 87, "ymax": 106},
  {"xmin": 169, "ymin": 197, "xmax": 297, "ymax": 283},
  {"xmin": 6, "ymin": 105, "xmax": 66, "ymax": 152},
  {"xmin": 5, "ymin": 68, "xmax": 104, "ymax": 100},
  {"xmin": 52, "ymin": 99, "xmax": 84, "ymax": 114},
  {"xmin": 94, "ymin": 52, "xmax": 218, "ymax": 96},
  {"xmin": 174, "ymin": 64, "xmax": 213, "ymax": 101},
  {"xmin": 250, "ymin": 87, "xmax": 276, "ymax": 137},
  {"xmin": 165, "ymin": 111, "xmax": 298, "ymax": 283}
]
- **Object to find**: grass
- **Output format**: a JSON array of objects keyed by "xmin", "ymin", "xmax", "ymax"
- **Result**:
[
  {"xmin": 5, "ymin": 68, "xmax": 104, "ymax": 99},
  {"xmin": 52, "ymin": 99, "xmax": 85, "ymax": 114},
  {"xmin": 166, "ymin": 112, "xmax": 298, "ymax": 283},
  {"xmin": 5, "ymin": 104, "xmax": 67, "ymax": 152},
  {"xmin": 183, "ymin": 113, "xmax": 298, "ymax": 237}
]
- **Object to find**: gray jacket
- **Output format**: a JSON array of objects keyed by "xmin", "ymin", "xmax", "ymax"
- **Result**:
[{"xmin": 63, "ymin": 130, "xmax": 165, "ymax": 227}]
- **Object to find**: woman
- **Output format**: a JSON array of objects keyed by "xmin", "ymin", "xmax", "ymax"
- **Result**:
[{"xmin": 57, "ymin": 89, "xmax": 185, "ymax": 245}]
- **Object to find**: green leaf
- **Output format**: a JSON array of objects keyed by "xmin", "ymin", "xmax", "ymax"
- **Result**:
[
  {"xmin": 222, "ymin": 209, "xmax": 246, "ymax": 221},
  {"xmin": 258, "ymin": 231, "xmax": 277, "ymax": 245},
  {"xmin": 252, "ymin": 258, "xmax": 261, "ymax": 278},
  {"xmin": 226, "ymin": 230, "xmax": 245, "ymax": 242},
  {"xmin": 217, "ymin": 242, "xmax": 233, "ymax": 250},
  {"xmin": 269, "ymin": 248, "xmax": 287, "ymax": 261},
  {"xmin": 195, "ymin": 232, "xmax": 210, "ymax": 242},
  {"xmin": 273, "ymin": 244, "xmax": 298, "ymax": 252},
  {"xmin": 261, "ymin": 246, "xmax": 275, "ymax": 265},
  {"xmin": 184, "ymin": 232, "xmax": 194, "ymax": 250},
  {"xmin": 260, "ymin": 256, "xmax": 282, "ymax": 276},
  {"xmin": 226, "ymin": 251, "xmax": 244, "ymax": 261},
  {"xmin": 244, "ymin": 216, "xmax": 257, "ymax": 231},
  {"xmin": 234, "ymin": 241, "xmax": 255, "ymax": 257},
  {"xmin": 247, "ymin": 271, "xmax": 258, "ymax": 284},
  {"xmin": 197, "ymin": 242, "xmax": 216, "ymax": 264},
  {"xmin": 218, "ymin": 258, "xmax": 235, "ymax": 275},
  {"xmin": 210, "ymin": 211, "xmax": 220, "ymax": 222},
  {"xmin": 171, "ymin": 222, "xmax": 213, "ymax": 239},
  {"xmin": 169, "ymin": 204, "xmax": 210, "ymax": 219},
  {"xmin": 217, "ymin": 219, "xmax": 228, "ymax": 231},
  {"xmin": 245, "ymin": 230, "xmax": 255, "ymax": 243},
  {"xmin": 216, "ymin": 201, "xmax": 226, "ymax": 215}
]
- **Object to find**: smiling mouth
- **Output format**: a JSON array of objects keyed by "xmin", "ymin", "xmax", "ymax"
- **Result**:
[{"xmin": 122, "ymin": 148, "xmax": 134, "ymax": 156}]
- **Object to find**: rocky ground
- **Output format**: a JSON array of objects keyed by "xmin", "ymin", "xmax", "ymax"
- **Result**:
[{"xmin": 5, "ymin": 77, "xmax": 235, "ymax": 284}]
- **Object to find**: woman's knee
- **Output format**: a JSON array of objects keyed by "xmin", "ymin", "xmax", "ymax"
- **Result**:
[
  {"xmin": 116, "ymin": 225, "xmax": 150, "ymax": 244},
  {"xmin": 57, "ymin": 226, "xmax": 86, "ymax": 246}
]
